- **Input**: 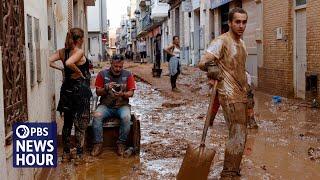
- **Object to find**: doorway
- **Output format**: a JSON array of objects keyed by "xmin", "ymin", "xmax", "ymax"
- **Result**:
[{"xmin": 295, "ymin": 8, "xmax": 307, "ymax": 98}]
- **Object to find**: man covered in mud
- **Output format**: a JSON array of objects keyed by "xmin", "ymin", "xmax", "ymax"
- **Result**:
[
  {"xmin": 199, "ymin": 7, "xmax": 249, "ymax": 179},
  {"xmin": 209, "ymin": 70, "xmax": 258, "ymax": 129},
  {"xmin": 91, "ymin": 54, "xmax": 136, "ymax": 156}
]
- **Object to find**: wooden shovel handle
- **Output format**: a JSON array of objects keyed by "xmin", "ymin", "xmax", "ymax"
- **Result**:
[{"xmin": 200, "ymin": 81, "xmax": 218, "ymax": 146}]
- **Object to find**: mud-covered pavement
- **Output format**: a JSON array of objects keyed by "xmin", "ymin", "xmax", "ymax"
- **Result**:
[{"xmin": 49, "ymin": 62, "xmax": 320, "ymax": 180}]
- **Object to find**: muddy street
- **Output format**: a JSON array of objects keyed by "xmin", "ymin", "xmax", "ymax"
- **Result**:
[
  {"xmin": 129, "ymin": 82, "xmax": 320, "ymax": 180},
  {"xmin": 49, "ymin": 72, "xmax": 320, "ymax": 179}
]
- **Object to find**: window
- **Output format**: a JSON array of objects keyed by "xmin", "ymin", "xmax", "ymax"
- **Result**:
[
  {"xmin": 27, "ymin": 14, "xmax": 35, "ymax": 87},
  {"xmin": 34, "ymin": 17, "xmax": 42, "ymax": 83},
  {"xmin": 296, "ymin": 0, "xmax": 307, "ymax": 6}
]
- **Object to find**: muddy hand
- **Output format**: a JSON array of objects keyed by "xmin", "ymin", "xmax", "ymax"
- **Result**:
[{"xmin": 207, "ymin": 65, "xmax": 223, "ymax": 81}]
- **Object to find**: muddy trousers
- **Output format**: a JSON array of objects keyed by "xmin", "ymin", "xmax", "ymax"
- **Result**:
[
  {"xmin": 210, "ymin": 93, "xmax": 256, "ymax": 128},
  {"xmin": 62, "ymin": 110, "xmax": 87, "ymax": 155},
  {"xmin": 219, "ymin": 100, "xmax": 248, "ymax": 178}
]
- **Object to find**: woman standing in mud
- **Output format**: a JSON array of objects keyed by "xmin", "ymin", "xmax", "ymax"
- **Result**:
[
  {"xmin": 49, "ymin": 28, "xmax": 92, "ymax": 165},
  {"xmin": 165, "ymin": 36, "xmax": 182, "ymax": 92}
]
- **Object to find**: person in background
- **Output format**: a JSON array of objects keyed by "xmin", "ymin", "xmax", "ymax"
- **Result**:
[
  {"xmin": 139, "ymin": 38, "xmax": 147, "ymax": 64},
  {"xmin": 165, "ymin": 36, "xmax": 182, "ymax": 92},
  {"xmin": 154, "ymin": 34, "xmax": 162, "ymax": 69}
]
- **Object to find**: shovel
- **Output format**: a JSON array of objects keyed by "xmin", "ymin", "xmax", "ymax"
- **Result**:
[{"xmin": 177, "ymin": 81, "xmax": 218, "ymax": 180}]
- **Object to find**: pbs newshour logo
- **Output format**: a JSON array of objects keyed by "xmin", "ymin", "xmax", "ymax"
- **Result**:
[
  {"xmin": 13, "ymin": 122, "xmax": 57, "ymax": 168},
  {"xmin": 16, "ymin": 125, "xmax": 30, "ymax": 139}
]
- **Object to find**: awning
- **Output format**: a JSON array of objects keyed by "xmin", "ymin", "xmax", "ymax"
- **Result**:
[
  {"xmin": 210, "ymin": 0, "xmax": 233, "ymax": 9},
  {"xmin": 150, "ymin": 3, "xmax": 170, "ymax": 19}
]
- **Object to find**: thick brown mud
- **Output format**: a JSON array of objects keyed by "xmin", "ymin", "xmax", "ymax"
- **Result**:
[{"xmin": 49, "ymin": 81, "xmax": 320, "ymax": 180}]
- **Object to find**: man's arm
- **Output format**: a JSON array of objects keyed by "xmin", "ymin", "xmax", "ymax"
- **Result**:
[
  {"xmin": 199, "ymin": 39, "xmax": 223, "ymax": 80},
  {"xmin": 199, "ymin": 53, "xmax": 218, "ymax": 72}
]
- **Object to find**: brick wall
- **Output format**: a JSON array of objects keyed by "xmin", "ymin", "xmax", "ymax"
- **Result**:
[
  {"xmin": 258, "ymin": 0, "xmax": 294, "ymax": 97},
  {"xmin": 258, "ymin": 68, "xmax": 294, "ymax": 97},
  {"xmin": 306, "ymin": 0, "xmax": 320, "ymax": 99}
]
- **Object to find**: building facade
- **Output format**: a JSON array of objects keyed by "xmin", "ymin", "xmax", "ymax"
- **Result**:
[
  {"xmin": 135, "ymin": 0, "xmax": 169, "ymax": 63},
  {"xmin": 127, "ymin": 0, "xmax": 320, "ymax": 100},
  {"xmin": 0, "ymin": 0, "xmax": 95, "ymax": 179},
  {"xmin": 258, "ymin": 0, "xmax": 320, "ymax": 100},
  {"xmin": 87, "ymin": 0, "xmax": 109, "ymax": 62}
]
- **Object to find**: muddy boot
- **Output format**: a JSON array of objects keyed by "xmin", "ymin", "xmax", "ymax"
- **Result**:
[
  {"xmin": 62, "ymin": 152, "xmax": 71, "ymax": 163},
  {"xmin": 247, "ymin": 117, "xmax": 258, "ymax": 129},
  {"xmin": 220, "ymin": 150, "xmax": 243, "ymax": 179},
  {"xmin": 172, "ymin": 87, "xmax": 181, "ymax": 93},
  {"xmin": 74, "ymin": 154, "xmax": 85, "ymax": 166},
  {"xmin": 117, "ymin": 143, "xmax": 126, "ymax": 156},
  {"xmin": 91, "ymin": 143, "xmax": 103, "ymax": 157}
]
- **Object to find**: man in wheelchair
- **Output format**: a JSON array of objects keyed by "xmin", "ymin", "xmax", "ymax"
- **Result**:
[{"xmin": 91, "ymin": 54, "xmax": 136, "ymax": 156}]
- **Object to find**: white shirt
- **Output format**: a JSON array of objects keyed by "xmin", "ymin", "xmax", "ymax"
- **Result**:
[{"xmin": 172, "ymin": 46, "xmax": 181, "ymax": 58}]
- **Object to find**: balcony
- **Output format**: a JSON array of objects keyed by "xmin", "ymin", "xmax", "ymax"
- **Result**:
[
  {"xmin": 141, "ymin": 13, "xmax": 152, "ymax": 30},
  {"xmin": 150, "ymin": 1, "xmax": 170, "ymax": 20},
  {"xmin": 85, "ymin": 0, "xmax": 96, "ymax": 6},
  {"xmin": 137, "ymin": 11, "xmax": 165, "ymax": 36},
  {"xmin": 131, "ymin": 29, "xmax": 137, "ymax": 40}
]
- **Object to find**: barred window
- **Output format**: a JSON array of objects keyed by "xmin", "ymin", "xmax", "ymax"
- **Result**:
[
  {"xmin": 296, "ymin": 0, "xmax": 307, "ymax": 6},
  {"xmin": 34, "ymin": 17, "xmax": 42, "ymax": 83},
  {"xmin": 27, "ymin": 14, "xmax": 35, "ymax": 87}
]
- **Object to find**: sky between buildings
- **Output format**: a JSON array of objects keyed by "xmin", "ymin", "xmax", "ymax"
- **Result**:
[{"xmin": 107, "ymin": 0, "xmax": 130, "ymax": 29}]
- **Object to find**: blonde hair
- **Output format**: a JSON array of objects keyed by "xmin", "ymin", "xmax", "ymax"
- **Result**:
[{"xmin": 64, "ymin": 28, "xmax": 84, "ymax": 50}]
